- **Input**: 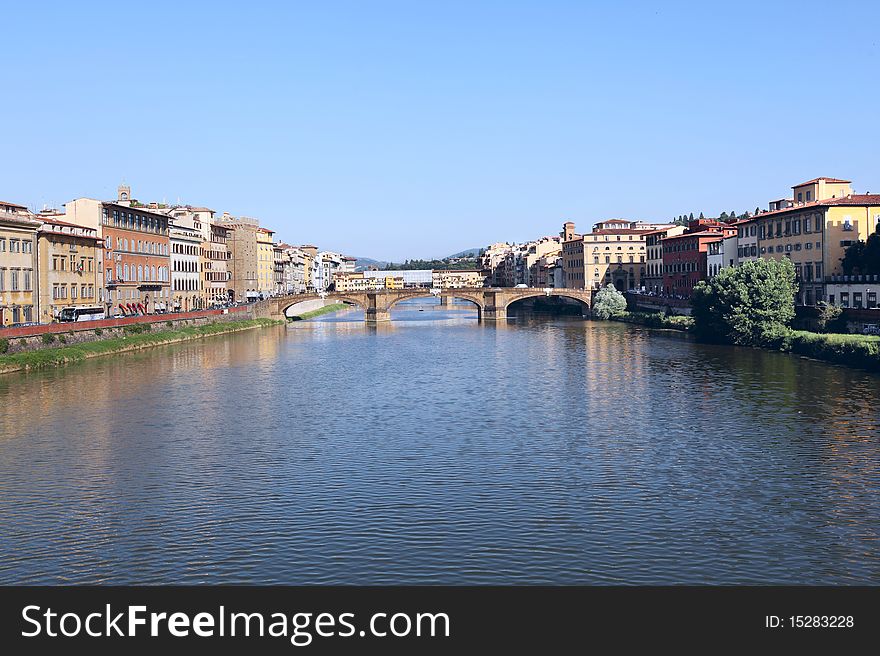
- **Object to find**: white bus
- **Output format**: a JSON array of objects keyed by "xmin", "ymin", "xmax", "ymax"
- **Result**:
[{"xmin": 58, "ymin": 306, "xmax": 106, "ymax": 322}]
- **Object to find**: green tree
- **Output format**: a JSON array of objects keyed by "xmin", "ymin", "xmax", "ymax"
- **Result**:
[
  {"xmin": 688, "ymin": 212, "xmax": 694, "ymax": 221},
  {"xmin": 592, "ymin": 284, "xmax": 628, "ymax": 319},
  {"xmin": 841, "ymin": 230, "xmax": 880, "ymax": 275},
  {"xmin": 816, "ymin": 301, "xmax": 845, "ymax": 333},
  {"xmin": 691, "ymin": 258, "xmax": 797, "ymax": 345},
  {"xmin": 698, "ymin": 212, "xmax": 705, "ymax": 220},
  {"xmin": 719, "ymin": 211, "xmax": 729, "ymax": 221}
]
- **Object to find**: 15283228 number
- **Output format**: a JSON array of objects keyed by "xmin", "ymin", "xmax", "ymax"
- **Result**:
[{"xmin": 790, "ymin": 616, "xmax": 854, "ymax": 628}]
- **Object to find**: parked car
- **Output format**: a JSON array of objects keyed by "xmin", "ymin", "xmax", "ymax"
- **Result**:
[{"xmin": 862, "ymin": 324, "xmax": 880, "ymax": 336}]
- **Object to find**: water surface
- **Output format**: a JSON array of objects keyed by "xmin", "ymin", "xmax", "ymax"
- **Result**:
[{"xmin": 1, "ymin": 299, "xmax": 878, "ymax": 584}]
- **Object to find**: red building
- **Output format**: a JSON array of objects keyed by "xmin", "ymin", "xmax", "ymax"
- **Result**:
[{"xmin": 662, "ymin": 220, "xmax": 737, "ymax": 297}]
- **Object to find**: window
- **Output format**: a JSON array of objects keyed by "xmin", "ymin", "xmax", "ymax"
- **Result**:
[
  {"xmin": 806, "ymin": 191, "xmax": 812, "ymax": 202},
  {"xmin": 843, "ymin": 216, "xmax": 853, "ymax": 231},
  {"xmin": 0, "ymin": 238, "xmax": 5, "ymax": 252},
  {"xmin": 11, "ymin": 269, "xmax": 20, "ymax": 291},
  {"xmin": 854, "ymin": 292, "xmax": 863, "ymax": 308},
  {"xmin": 797, "ymin": 192, "xmax": 803, "ymax": 202},
  {"xmin": 23, "ymin": 269, "xmax": 31, "ymax": 291}
]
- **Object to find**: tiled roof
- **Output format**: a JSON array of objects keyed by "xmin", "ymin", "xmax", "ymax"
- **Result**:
[
  {"xmin": 792, "ymin": 177, "xmax": 851, "ymax": 187},
  {"xmin": 39, "ymin": 217, "xmax": 93, "ymax": 230},
  {"xmin": 753, "ymin": 194, "xmax": 880, "ymax": 220},
  {"xmin": 662, "ymin": 230, "xmax": 728, "ymax": 241},
  {"xmin": 0, "ymin": 200, "xmax": 28, "ymax": 209}
]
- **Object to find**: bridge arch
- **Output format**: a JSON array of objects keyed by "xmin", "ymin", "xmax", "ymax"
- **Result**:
[
  {"xmin": 501, "ymin": 290, "xmax": 591, "ymax": 317},
  {"xmin": 383, "ymin": 291, "xmax": 485, "ymax": 314},
  {"xmin": 277, "ymin": 294, "xmax": 365, "ymax": 318}
]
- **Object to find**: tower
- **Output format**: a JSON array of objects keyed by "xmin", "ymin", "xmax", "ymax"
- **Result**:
[
  {"xmin": 117, "ymin": 184, "xmax": 131, "ymax": 204},
  {"xmin": 561, "ymin": 221, "xmax": 576, "ymax": 242}
]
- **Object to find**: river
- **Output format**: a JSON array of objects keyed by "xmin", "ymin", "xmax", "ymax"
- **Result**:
[{"xmin": 1, "ymin": 298, "xmax": 878, "ymax": 584}]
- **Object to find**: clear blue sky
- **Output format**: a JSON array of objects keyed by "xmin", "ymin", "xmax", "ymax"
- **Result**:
[{"xmin": 3, "ymin": 1, "xmax": 878, "ymax": 261}]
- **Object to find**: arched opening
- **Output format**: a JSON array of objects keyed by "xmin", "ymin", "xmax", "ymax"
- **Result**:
[
  {"xmin": 283, "ymin": 297, "xmax": 363, "ymax": 320},
  {"xmin": 505, "ymin": 293, "xmax": 589, "ymax": 319},
  {"xmin": 386, "ymin": 293, "xmax": 482, "ymax": 321}
]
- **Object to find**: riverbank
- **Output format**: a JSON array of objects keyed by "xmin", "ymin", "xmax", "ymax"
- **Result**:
[
  {"xmin": 287, "ymin": 303, "xmax": 349, "ymax": 321},
  {"xmin": 0, "ymin": 318, "xmax": 284, "ymax": 375},
  {"xmin": 610, "ymin": 311, "xmax": 880, "ymax": 373},
  {"xmin": 612, "ymin": 311, "xmax": 694, "ymax": 331}
]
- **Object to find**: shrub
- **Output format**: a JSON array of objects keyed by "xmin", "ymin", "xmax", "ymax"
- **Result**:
[
  {"xmin": 0, "ymin": 338, "xmax": 8, "ymax": 354},
  {"xmin": 592, "ymin": 284, "xmax": 628, "ymax": 319},
  {"xmin": 816, "ymin": 301, "xmax": 845, "ymax": 333},
  {"xmin": 166, "ymin": 321, "xmax": 173, "ymax": 328},
  {"xmin": 691, "ymin": 258, "xmax": 797, "ymax": 345},
  {"xmin": 94, "ymin": 328, "xmax": 103, "ymax": 336},
  {"xmin": 42, "ymin": 333, "xmax": 56, "ymax": 345}
]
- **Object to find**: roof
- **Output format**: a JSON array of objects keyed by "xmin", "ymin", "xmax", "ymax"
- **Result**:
[
  {"xmin": 39, "ymin": 217, "xmax": 95, "ymax": 230},
  {"xmin": 0, "ymin": 200, "xmax": 28, "ymax": 209},
  {"xmin": 753, "ymin": 194, "xmax": 880, "ymax": 220},
  {"xmin": 662, "ymin": 229, "xmax": 728, "ymax": 241},
  {"xmin": 792, "ymin": 177, "xmax": 851, "ymax": 188},
  {"xmin": 589, "ymin": 228, "xmax": 657, "ymax": 235}
]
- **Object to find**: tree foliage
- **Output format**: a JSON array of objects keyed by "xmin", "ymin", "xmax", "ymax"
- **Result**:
[
  {"xmin": 385, "ymin": 257, "xmax": 479, "ymax": 271},
  {"xmin": 816, "ymin": 301, "xmax": 845, "ymax": 333},
  {"xmin": 841, "ymin": 227, "xmax": 880, "ymax": 275},
  {"xmin": 592, "ymin": 284, "xmax": 628, "ymax": 319},
  {"xmin": 690, "ymin": 258, "xmax": 797, "ymax": 345}
]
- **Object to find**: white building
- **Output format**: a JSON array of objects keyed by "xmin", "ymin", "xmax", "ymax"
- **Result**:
[
  {"xmin": 169, "ymin": 222, "xmax": 202, "ymax": 311},
  {"xmin": 363, "ymin": 269, "xmax": 433, "ymax": 287}
]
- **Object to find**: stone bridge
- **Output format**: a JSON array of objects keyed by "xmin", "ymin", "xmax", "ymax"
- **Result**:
[{"xmin": 259, "ymin": 287, "xmax": 594, "ymax": 323}]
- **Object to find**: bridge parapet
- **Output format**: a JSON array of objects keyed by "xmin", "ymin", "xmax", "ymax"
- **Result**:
[{"xmin": 267, "ymin": 287, "xmax": 592, "ymax": 323}]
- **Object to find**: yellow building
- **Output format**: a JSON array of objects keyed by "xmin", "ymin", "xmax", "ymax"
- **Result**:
[
  {"xmin": 384, "ymin": 275, "xmax": 403, "ymax": 290},
  {"xmin": 36, "ymin": 215, "xmax": 103, "ymax": 323},
  {"xmin": 432, "ymin": 269, "xmax": 486, "ymax": 289},
  {"xmin": 751, "ymin": 177, "xmax": 880, "ymax": 305},
  {"xmin": 0, "ymin": 202, "xmax": 40, "ymax": 325},
  {"xmin": 562, "ymin": 219, "xmax": 674, "ymax": 291},
  {"xmin": 256, "ymin": 227, "xmax": 275, "ymax": 296}
]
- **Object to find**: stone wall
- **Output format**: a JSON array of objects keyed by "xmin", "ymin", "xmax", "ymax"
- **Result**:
[{"xmin": 0, "ymin": 306, "xmax": 256, "ymax": 354}]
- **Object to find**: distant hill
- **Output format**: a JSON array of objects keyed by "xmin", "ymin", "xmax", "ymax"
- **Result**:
[
  {"xmin": 353, "ymin": 250, "xmax": 481, "ymax": 272},
  {"xmin": 446, "ymin": 248, "xmax": 482, "ymax": 259},
  {"xmin": 353, "ymin": 257, "xmax": 390, "ymax": 271}
]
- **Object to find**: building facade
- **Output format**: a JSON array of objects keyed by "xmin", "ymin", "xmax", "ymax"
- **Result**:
[
  {"xmin": 749, "ymin": 177, "xmax": 880, "ymax": 306},
  {"xmin": 204, "ymin": 222, "xmax": 231, "ymax": 306},
  {"xmin": 661, "ymin": 220, "xmax": 737, "ymax": 296},
  {"xmin": 256, "ymin": 227, "xmax": 275, "ymax": 296},
  {"xmin": 169, "ymin": 222, "xmax": 203, "ymax": 311},
  {"xmin": 432, "ymin": 269, "xmax": 486, "ymax": 289},
  {"xmin": 0, "ymin": 203, "xmax": 40, "ymax": 325},
  {"xmin": 65, "ymin": 191, "xmax": 171, "ymax": 315},
  {"xmin": 563, "ymin": 220, "xmax": 672, "ymax": 291},
  {"xmin": 216, "ymin": 214, "xmax": 260, "ymax": 302},
  {"xmin": 36, "ymin": 216, "xmax": 102, "ymax": 323},
  {"xmin": 644, "ymin": 225, "xmax": 686, "ymax": 293}
]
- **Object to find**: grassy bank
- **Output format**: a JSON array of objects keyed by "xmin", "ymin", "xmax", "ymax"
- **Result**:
[
  {"xmin": 0, "ymin": 318, "xmax": 284, "ymax": 375},
  {"xmin": 612, "ymin": 311, "xmax": 694, "ymax": 331},
  {"xmin": 612, "ymin": 311, "xmax": 880, "ymax": 372},
  {"xmin": 287, "ymin": 303, "xmax": 349, "ymax": 321},
  {"xmin": 767, "ymin": 329, "xmax": 880, "ymax": 372}
]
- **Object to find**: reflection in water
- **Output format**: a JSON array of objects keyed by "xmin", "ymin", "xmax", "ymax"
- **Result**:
[{"xmin": 0, "ymin": 298, "xmax": 879, "ymax": 584}]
